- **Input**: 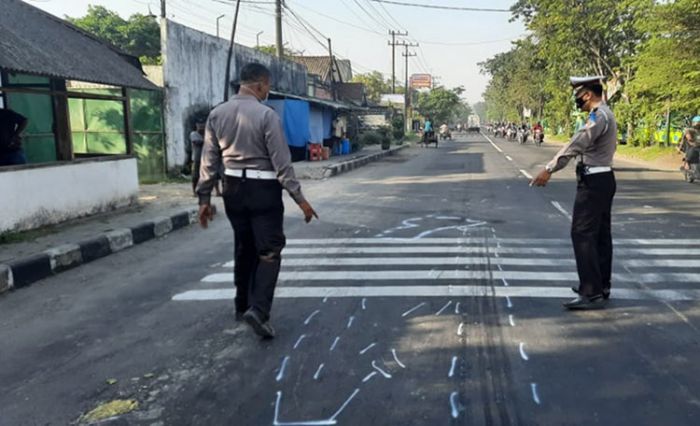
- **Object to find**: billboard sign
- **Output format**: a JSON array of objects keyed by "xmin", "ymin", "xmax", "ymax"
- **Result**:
[{"xmin": 410, "ymin": 73, "xmax": 432, "ymax": 89}]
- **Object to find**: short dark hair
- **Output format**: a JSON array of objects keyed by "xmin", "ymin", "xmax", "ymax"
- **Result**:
[
  {"xmin": 239, "ymin": 63, "xmax": 271, "ymax": 84},
  {"xmin": 586, "ymin": 83, "xmax": 604, "ymax": 97}
]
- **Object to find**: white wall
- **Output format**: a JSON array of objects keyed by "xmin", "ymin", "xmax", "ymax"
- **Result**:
[
  {"xmin": 161, "ymin": 20, "xmax": 308, "ymax": 170},
  {"xmin": 0, "ymin": 158, "xmax": 138, "ymax": 233}
]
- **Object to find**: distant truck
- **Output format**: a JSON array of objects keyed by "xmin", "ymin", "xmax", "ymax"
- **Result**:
[{"xmin": 467, "ymin": 114, "xmax": 481, "ymax": 132}]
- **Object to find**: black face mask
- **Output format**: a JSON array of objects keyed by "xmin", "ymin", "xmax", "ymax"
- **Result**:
[{"xmin": 575, "ymin": 96, "xmax": 586, "ymax": 110}]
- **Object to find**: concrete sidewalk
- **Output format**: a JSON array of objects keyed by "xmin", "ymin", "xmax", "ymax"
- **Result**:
[{"xmin": 294, "ymin": 144, "xmax": 408, "ymax": 179}]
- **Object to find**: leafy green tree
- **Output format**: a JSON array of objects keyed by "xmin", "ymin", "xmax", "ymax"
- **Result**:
[
  {"xmin": 351, "ymin": 71, "xmax": 403, "ymax": 104},
  {"xmin": 254, "ymin": 45, "xmax": 303, "ymax": 58},
  {"xmin": 68, "ymin": 6, "xmax": 160, "ymax": 64},
  {"xmin": 414, "ymin": 86, "xmax": 467, "ymax": 124}
]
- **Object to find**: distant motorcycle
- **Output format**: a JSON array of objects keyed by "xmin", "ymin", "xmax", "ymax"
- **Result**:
[
  {"xmin": 518, "ymin": 129, "xmax": 529, "ymax": 144},
  {"xmin": 534, "ymin": 129, "xmax": 544, "ymax": 146},
  {"xmin": 506, "ymin": 127, "xmax": 516, "ymax": 141}
]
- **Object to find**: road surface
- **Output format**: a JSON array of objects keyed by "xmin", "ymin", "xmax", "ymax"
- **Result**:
[{"xmin": 2, "ymin": 133, "xmax": 700, "ymax": 425}]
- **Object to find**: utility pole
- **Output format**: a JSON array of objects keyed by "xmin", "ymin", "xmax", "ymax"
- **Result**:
[
  {"xmin": 327, "ymin": 38, "xmax": 337, "ymax": 100},
  {"xmin": 223, "ymin": 0, "xmax": 242, "ymax": 102},
  {"xmin": 256, "ymin": 30, "xmax": 264, "ymax": 48},
  {"xmin": 160, "ymin": 0, "xmax": 166, "ymax": 18},
  {"xmin": 401, "ymin": 42, "xmax": 418, "ymax": 132},
  {"xmin": 275, "ymin": 0, "xmax": 283, "ymax": 57},
  {"xmin": 387, "ymin": 30, "xmax": 408, "ymax": 94},
  {"xmin": 216, "ymin": 14, "xmax": 225, "ymax": 38}
]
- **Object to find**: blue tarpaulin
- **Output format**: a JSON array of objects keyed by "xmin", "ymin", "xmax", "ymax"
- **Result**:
[{"xmin": 265, "ymin": 99, "xmax": 310, "ymax": 147}]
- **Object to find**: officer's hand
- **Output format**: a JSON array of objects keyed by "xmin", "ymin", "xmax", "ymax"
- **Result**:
[
  {"xmin": 298, "ymin": 200, "xmax": 319, "ymax": 223},
  {"xmin": 530, "ymin": 169, "xmax": 552, "ymax": 187},
  {"xmin": 199, "ymin": 203, "xmax": 215, "ymax": 228}
]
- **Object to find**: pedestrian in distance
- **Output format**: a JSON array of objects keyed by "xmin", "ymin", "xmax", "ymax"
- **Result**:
[
  {"xmin": 0, "ymin": 107, "xmax": 28, "ymax": 166},
  {"xmin": 530, "ymin": 76, "xmax": 617, "ymax": 310},
  {"xmin": 196, "ymin": 63, "xmax": 318, "ymax": 339}
]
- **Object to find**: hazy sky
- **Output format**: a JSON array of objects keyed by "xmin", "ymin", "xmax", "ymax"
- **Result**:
[{"xmin": 31, "ymin": 0, "xmax": 525, "ymax": 104}]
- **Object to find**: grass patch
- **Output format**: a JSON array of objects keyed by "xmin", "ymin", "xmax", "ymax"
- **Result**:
[
  {"xmin": 545, "ymin": 133, "xmax": 569, "ymax": 144},
  {"xmin": 616, "ymin": 144, "xmax": 679, "ymax": 162},
  {"xmin": 403, "ymin": 132, "xmax": 420, "ymax": 143},
  {"xmin": 140, "ymin": 175, "xmax": 190, "ymax": 185},
  {"xmin": 0, "ymin": 226, "xmax": 59, "ymax": 245}
]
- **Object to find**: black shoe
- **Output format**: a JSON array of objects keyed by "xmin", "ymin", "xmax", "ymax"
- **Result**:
[
  {"xmin": 242, "ymin": 309, "xmax": 275, "ymax": 339},
  {"xmin": 563, "ymin": 294, "xmax": 607, "ymax": 310},
  {"xmin": 571, "ymin": 287, "xmax": 611, "ymax": 300}
]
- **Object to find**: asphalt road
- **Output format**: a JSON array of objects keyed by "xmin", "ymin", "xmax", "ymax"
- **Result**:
[{"xmin": 2, "ymin": 133, "xmax": 700, "ymax": 425}]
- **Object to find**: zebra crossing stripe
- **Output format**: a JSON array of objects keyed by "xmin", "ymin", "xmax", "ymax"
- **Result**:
[
  {"xmin": 172, "ymin": 286, "xmax": 700, "ymax": 302},
  {"xmin": 200, "ymin": 270, "xmax": 699, "ymax": 283},
  {"xmin": 282, "ymin": 238, "xmax": 700, "ymax": 246},
  {"xmin": 279, "ymin": 246, "xmax": 700, "ymax": 256}
]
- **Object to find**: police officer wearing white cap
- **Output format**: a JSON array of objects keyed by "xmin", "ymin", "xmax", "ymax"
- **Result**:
[{"xmin": 531, "ymin": 76, "xmax": 617, "ymax": 310}]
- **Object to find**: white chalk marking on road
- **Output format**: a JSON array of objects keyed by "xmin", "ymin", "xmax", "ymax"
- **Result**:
[
  {"xmin": 448, "ymin": 356, "xmax": 458, "ymax": 378},
  {"xmin": 457, "ymin": 322, "xmax": 465, "ymax": 336},
  {"xmin": 508, "ymin": 314, "xmax": 516, "ymax": 327},
  {"xmin": 531, "ymin": 383, "xmax": 541, "ymax": 405},
  {"xmin": 361, "ymin": 298, "xmax": 367, "ymax": 310},
  {"xmin": 436, "ymin": 216, "xmax": 461, "ymax": 220},
  {"xmin": 506, "ymin": 155, "xmax": 514, "ymax": 161},
  {"xmin": 329, "ymin": 388, "xmax": 361, "ymax": 421},
  {"xmin": 391, "ymin": 349, "xmax": 406, "ymax": 369},
  {"xmin": 371, "ymin": 360, "xmax": 392, "ymax": 378},
  {"xmin": 505, "ymin": 295, "xmax": 513, "ymax": 309},
  {"xmin": 304, "ymin": 310, "xmax": 321, "ymax": 325},
  {"xmin": 175, "ymin": 286, "xmax": 700, "ymax": 302},
  {"xmin": 323, "ymin": 296, "xmax": 328, "ymax": 303},
  {"xmin": 482, "ymin": 133, "xmax": 503, "ymax": 152},
  {"xmin": 519, "ymin": 169, "xmax": 533, "ymax": 179},
  {"xmin": 362, "ymin": 371, "xmax": 377, "ymax": 383},
  {"xmin": 450, "ymin": 391, "xmax": 460, "ymax": 418},
  {"xmin": 550, "ymin": 201, "xmax": 573, "ymax": 221},
  {"xmin": 501, "ymin": 278, "xmax": 510, "ymax": 287},
  {"xmin": 225, "ymin": 256, "xmax": 579, "ymax": 267},
  {"xmin": 294, "ymin": 334, "xmax": 307, "ymax": 349},
  {"xmin": 359, "ymin": 343, "xmax": 376, "ymax": 355},
  {"xmin": 330, "ymin": 336, "xmax": 340, "ymax": 352},
  {"xmin": 435, "ymin": 300, "xmax": 453, "ymax": 316},
  {"xmin": 276, "ymin": 356, "xmax": 290, "ymax": 382},
  {"xmin": 347, "ymin": 315, "xmax": 355, "ymax": 329},
  {"xmin": 414, "ymin": 222, "xmax": 488, "ymax": 239},
  {"xmin": 402, "ymin": 302, "xmax": 427, "ymax": 317},
  {"xmin": 455, "ymin": 302, "xmax": 461, "ymax": 315},
  {"xmin": 313, "ymin": 363, "xmax": 325, "ymax": 380},
  {"xmin": 519, "ymin": 342, "xmax": 529, "ymax": 361},
  {"xmin": 273, "ymin": 391, "xmax": 337, "ymax": 426}
]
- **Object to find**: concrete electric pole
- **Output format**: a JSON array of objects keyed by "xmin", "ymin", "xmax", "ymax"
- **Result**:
[
  {"xmin": 216, "ymin": 14, "xmax": 225, "ymax": 38},
  {"xmin": 387, "ymin": 30, "xmax": 408, "ymax": 94},
  {"xmin": 275, "ymin": 0, "xmax": 283, "ymax": 57},
  {"xmin": 400, "ymin": 42, "xmax": 418, "ymax": 132}
]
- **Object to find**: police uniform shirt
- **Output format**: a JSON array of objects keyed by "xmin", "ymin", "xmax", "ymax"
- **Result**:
[
  {"xmin": 197, "ymin": 95, "xmax": 305, "ymax": 205},
  {"xmin": 546, "ymin": 103, "xmax": 618, "ymax": 173}
]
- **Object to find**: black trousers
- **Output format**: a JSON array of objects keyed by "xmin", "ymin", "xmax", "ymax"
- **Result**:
[
  {"xmin": 571, "ymin": 170, "xmax": 616, "ymax": 296},
  {"xmin": 222, "ymin": 175, "xmax": 286, "ymax": 322}
]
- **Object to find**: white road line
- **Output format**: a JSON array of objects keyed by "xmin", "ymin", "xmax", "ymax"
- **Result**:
[
  {"xmin": 173, "ymin": 286, "xmax": 700, "ymax": 301},
  {"xmin": 278, "ymin": 238, "xmax": 700, "ymax": 246},
  {"xmin": 505, "ymin": 295, "xmax": 513, "ymax": 309},
  {"xmin": 225, "ymin": 257, "xmax": 579, "ymax": 267},
  {"xmin": 506, "ymin": 155, "xmax": 514, "ymax": 161},
  {"xmin": 482, "ymin": 132, "xmax": 504, "ymax": 152},
  {"xmin": 362, "ymin": 371, "xmax": 377, "ymax": 383},
  {"xmin": 508, "ymin": 314, "xmax": 516, "ymax": 327},
  {"xmin": 346, "ymin": 315, "xmax": 355, "ymax": 329},
  {"xmin": 251, "ymin": 246, "xmax": 700, "ymax": 256},
  {"xmin": 457, "ymin": 322, "xmax": 465, "ymax": 336},
  {"xmin": 519, "ymin": 169, "xmax": 533, "ymax": 179},
  {"xmin": 550, "ymin": 201, "xmax": 573, "ymax": 221},
  {"xmin": 330, "ymin": 336, "xmax": 340, "ymax": 352},
  {"xmin": 293, "ymin": 334, "xmax": 306, "ymax": 349},
  {"xmin": 455, "ymin": 302, "xmax": 461, "ymax": 314},
  {"xmin": 202, "ymin": 270, "xmax": 700, "ymax": 283},
  {"xmin": 304, "ymin": 310, "xmax": 320, "ymax": 325},
  {"xmin": 371, "ymin": 360, "xmax": 392, "ymax": 378},
  {"xmin": 624, "ymin": 259, "xmax": 700, "ymax": 268}
]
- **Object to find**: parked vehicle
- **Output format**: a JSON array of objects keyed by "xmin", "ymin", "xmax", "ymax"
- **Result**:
[
  {"xmin": 534, "ymin": 128, "xmax": 544, "ymax": 146},
  {"xmin": 518, "ymin": 128, "xmax": 529, "ymax": 144}
]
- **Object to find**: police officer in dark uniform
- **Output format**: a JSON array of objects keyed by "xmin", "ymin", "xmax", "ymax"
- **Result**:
[
  {"xmin": 197, "ymin": 63, "xmax": 318, "ymax": 338},
  {"xmin": 531, "ymin": 76, "xmax": 617, "ymax": 310}
]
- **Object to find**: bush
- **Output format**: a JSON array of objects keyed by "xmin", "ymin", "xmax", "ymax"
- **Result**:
[
  {"xmin": 391, "ymin": 116, "xmax": 405, "ymax": 140},
  {"xmin": 357, "ymin": 131, "xmax": 383, "ymax": 146}
]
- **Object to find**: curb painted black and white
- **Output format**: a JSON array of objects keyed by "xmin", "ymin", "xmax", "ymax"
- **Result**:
[
  {"xmin": 321, "ymin": 145, "xmax": 408, "ymax": 179},
  {"xmin": 0, "ymin": 207, "xmax": 202, "ymax": 294}
]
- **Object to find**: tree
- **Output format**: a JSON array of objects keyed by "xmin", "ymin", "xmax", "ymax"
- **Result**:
[
  {"xmin": 254, "ymin": 45, "xmax": 303, "ymax": 58},
  {"xmin": 68, "ymin": 6, "xmax": 160, "ymax": 64},
  {"xmin": 351, "ymin": 71, "xmax": 404, "ymax": 104},
  {"xmin": 414, "ymin": 86, "xmax": 467, "ymax": 124}
]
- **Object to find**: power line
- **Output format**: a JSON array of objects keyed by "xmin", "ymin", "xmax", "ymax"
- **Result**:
[
  {"xmin": 293, "ymin": 3, "xmax": 384, "ymax": 36},
  {"xmin": 349, "ymin": 0, "xmax": 390, "ymax": 30},
  {"xmin": 370, "ymin": 0, "xmax": 510, "ymax": 12}
]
